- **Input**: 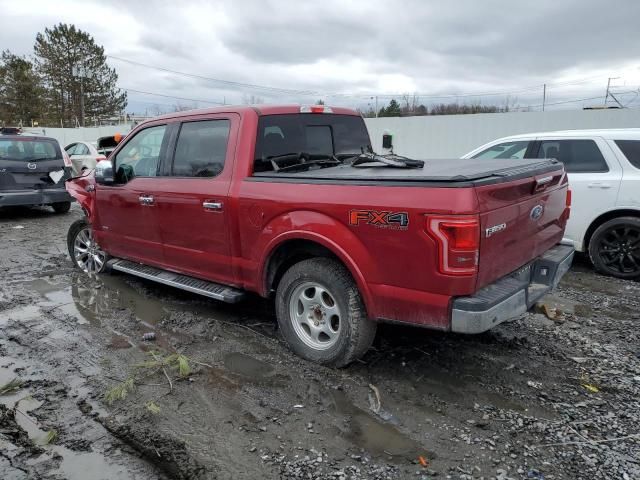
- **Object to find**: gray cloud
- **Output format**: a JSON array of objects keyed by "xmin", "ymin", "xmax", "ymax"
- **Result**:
[{"xmin": 0, "ymin": 0, "xmax": 638, "ymax": 113}]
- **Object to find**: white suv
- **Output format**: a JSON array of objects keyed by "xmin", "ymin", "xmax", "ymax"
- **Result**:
[{"xmin": 464, "ymin": 129, "xmax": 640, "ymax": 279}]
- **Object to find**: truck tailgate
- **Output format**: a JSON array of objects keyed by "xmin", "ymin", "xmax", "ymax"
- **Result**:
[{"xmin": 475, "ymin": 168, "xmax": 569, "ymax": 289}]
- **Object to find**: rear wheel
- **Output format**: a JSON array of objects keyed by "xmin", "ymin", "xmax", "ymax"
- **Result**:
[
  {"xmin": 589, "ymin": 216, "xmax": 640, "ymax": 279},
  {"xmin": 275, "ymin": 258, "xmax": 376, "ymax": 367},
  {"xmin": 52, "ymin": 202, "xmax": 71, "ymax": 214},
  {"xmin": 67, "ymin": 218, "xmax": 109, "ymax": 274}
]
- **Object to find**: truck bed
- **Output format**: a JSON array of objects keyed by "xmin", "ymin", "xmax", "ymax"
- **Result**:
[{"xmin": 252, "ymin": 158, "xmax": 562, "ymax": 187}]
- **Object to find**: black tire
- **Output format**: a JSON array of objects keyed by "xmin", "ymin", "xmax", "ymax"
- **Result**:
[
  {"xmin": 275, "ymin": 258, "xmax": 376, "ymax": 367},
  {"xmin": 588, "ymin": 216, "xmax": 640, "ymax": 279},
  {"xmin": 67, "ymin": 218, "xmax": 110, "ymax": 273},
  {"xmin": 52, "ymin": 202, "xmax": 71, "ymax": 214}
]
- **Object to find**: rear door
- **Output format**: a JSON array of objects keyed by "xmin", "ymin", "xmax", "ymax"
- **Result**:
[
  {"xmin": 0, "ymin": 137, "xmax": 69, "ymax": 192},
  {"xmin": 93, "ymin": 123, "xmax": 170, "ymax": 267},
  {"xmin": 532, "ymin": 137, "xmax": 621, "ymax": 250},
  {"xmin": 153, "ymin": 115, "xmax": 238, "ymax": 285}
]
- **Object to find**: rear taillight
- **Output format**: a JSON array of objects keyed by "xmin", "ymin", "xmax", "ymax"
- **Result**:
[
  {"xmin": 426, "ymin": 215, "xmax": 480, "ymax": 276},
  {"xmin": 565, "ymin": 189, "xmax": 572, "ymax": 219},
  {"xmin": 62, "ymin": 150, "xmax": 72, "ymax": 168}
]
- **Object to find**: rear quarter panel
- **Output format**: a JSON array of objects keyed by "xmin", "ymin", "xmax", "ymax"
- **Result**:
[{"xmin": 236, "ymin": 180, "xmax": 480, "ymax": 325}]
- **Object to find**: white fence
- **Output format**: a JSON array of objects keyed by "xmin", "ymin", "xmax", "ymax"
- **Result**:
[
  {"xmin": 364, "ymin": 109, "xmax": 640, "ymax": 158},
  {"xmin": 20, "ymin": 109, "xmax": 640, "ymax": 156},
  {"xmin": 21, "ymin": 124, "xmax": 133, "ymax": 147}
]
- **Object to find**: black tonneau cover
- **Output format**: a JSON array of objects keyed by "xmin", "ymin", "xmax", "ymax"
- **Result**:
[{"xmin": 251, "ymin": 158, "xmax": 562, "ymax": 187}]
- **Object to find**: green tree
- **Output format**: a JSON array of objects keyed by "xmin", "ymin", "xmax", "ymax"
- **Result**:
[
  {"xmin": 0, "ymin": 50, "xmax": 44, "ymax": 126},
  {"xmin": 379, "ymin": 99, "xmax": 401, "ymax": 117},
  {"xmin": 34, "ymin": 23, "xmax": 127, "ymax": 126}
]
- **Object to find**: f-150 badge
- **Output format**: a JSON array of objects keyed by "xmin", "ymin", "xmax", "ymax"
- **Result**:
[{"xmin": 485, "ymin": 222, "xmax": 507, "ymax": 238}]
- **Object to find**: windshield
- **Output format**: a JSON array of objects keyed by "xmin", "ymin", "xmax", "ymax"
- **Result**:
[
  {"xmin": 0, "ymin": 138, "xmax": 61, "ymax": 161},
  {"xmin": 253, "ymin": 114, "xmax": 371, "ymax": 172}
]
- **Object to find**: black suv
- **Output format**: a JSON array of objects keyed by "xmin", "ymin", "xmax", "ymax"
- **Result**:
[{"xmin": 0, "ymin": 135, "xmax": 74, "ymax": 213}]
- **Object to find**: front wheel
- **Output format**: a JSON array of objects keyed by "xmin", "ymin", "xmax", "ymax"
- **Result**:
[
  {"xmin": 588, "ymin": 216, "xmax": 640, "ymax": 279},
  {"xmin": 52, "ymin": 202, "xmax": 71, "ymax": 214},
  {"xmin": 275, "ymin": 258, "xmax": 376, "ymax": 367},
  {"xmin": 67, "ymin": 218, "xmax": 109, "ymax": 274}
]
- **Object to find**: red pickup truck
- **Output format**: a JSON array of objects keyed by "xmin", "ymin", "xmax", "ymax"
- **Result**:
[{"xmin": 66, "ymin": 105, "xmax": 573, "ymax": 366}]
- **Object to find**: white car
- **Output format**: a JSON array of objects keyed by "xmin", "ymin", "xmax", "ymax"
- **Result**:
[
  {"xmin": 464, "ymin": 129, "xmax": 640, "ymax": 279},
  {"xmin": 64, "ymin": 141, "xmax": 106, "ymax": 175}
]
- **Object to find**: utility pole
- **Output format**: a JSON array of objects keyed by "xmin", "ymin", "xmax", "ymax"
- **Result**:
[
  {"xmin": 604, "ymin": 77, "xmax": 620, "ymax": 107},
  {"xmin": 72, "ymin": 65, "xmax": 86, "ymax": 127},
  {"xmin": 542, "ymin": 84, "xmax": 546, "ymax": 112}
]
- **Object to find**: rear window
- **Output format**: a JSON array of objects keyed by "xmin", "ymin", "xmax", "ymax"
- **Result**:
[
  {"xmin": 0, "ymin": 138, "xmax": 61, "ymax": 161},
  {"xmin": 536, "ymin": 139, "xmax": 608, "ymax": 173},
  {"xmin": 615, "ymin": 140, "xmax": 640, "ymax": 169},
  {"xmin": 253, "ymin": 114, "xmax": 371, "ymax": 172}
]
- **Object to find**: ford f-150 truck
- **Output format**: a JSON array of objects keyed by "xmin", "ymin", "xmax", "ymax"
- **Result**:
[{"xmin": 65, "ymin": 105, "xmax": 573, "ymax": 367}]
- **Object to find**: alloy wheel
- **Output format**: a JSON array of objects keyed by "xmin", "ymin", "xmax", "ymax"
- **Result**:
[
  {"xmin": 73, "ymin": 226, "xmax": 106, "ymax": 273},
  {"xmin": 597, "ymin": 225, "xmax": 640, "ymax": 275}
]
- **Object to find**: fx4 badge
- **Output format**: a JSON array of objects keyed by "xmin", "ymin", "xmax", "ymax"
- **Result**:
[
  {"xmin": 485, "ymin": 222, "xmax": 507, "ymax": 238},
  {"xmin": 349, "ymin": 210, "xmax": 409, "ymax": 230}
]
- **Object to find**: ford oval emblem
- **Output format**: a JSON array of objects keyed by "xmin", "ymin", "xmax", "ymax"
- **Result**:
[
  {"xmin": 27, "ymin": 163, "xmax": 37, "ymax": 170},
  {"xmin": 530, "ymin": 204, "xmax": 544, "ymax": 220}
]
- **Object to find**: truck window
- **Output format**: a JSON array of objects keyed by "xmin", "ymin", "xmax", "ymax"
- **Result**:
[
  {"xmin": 536, "ymin": 139, "xmax": 608, "ymax": 173},
  {"xmin": 472, "ymin": 141, "xmax": 529, "ymax": 159},
  {"xmin": 253, "ymin": 114, "xmax": 371, "ymax": 172},
  {"xmin": 114, "ymin": 125, "xmax": 167, "ymax": 182},
  {"xmin": 172, "ymin": 120, "xmax": 230, "ymax": 177},
  {"xmin": 615, "ymin": 140, "xmax": 640, "ymax": 169}
]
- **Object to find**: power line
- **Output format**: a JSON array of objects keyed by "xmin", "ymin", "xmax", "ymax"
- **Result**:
[
  {"xmin": 121, "ymin": 87, "xmax": 224, "ymax": 105},
  {"xmin": 529, "ymin": 95, "xmax": 604, "ymax": 108},
  {"xmin": 109, "ymin": 54, "xmax": 611, "ymax": 101},
  {"xmin": 109, "ymin": 55, "xmax": 318, "ymax": 95}
]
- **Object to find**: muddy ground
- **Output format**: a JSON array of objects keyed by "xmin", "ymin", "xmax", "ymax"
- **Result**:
[{"xmin": 0, "ymin": 205, "xmax": 638, "ymax": 480}]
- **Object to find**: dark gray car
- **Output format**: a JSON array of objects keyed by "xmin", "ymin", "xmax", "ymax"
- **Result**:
[{"xmin": 0, "ymin": 135, "xmax": 74, "ymax": 213}]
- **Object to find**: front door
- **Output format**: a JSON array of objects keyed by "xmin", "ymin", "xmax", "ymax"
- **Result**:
[
  {"xmin": 94, "ymin": 123, "xmax": 170, "ymax": 267},
  {"xmin": 532, "ymin": 137, "xmax": 622, "ymax": 250},
  {"xmin": 154, "ymin": 116, "xmax": 238, "ymax": 285}
]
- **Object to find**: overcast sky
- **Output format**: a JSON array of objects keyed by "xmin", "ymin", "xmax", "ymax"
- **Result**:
[{"xmin": 1, "ymin": 0, "xmax": 639, "ymax": 114}]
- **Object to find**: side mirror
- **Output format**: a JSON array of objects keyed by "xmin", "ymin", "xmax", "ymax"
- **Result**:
[{"xmin": 95, "ymin": 159, "xmax": 115, "ymax": 186}]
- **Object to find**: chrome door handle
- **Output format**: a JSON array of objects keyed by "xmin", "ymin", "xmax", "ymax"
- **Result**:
[
  {"xmin": 203, "ymin": 201, "xmax": 223, "ymax": 211},
  {"xmin": 139, "ymin": 194, "xmax": 155, "ymax": 205},
  {"xmin": 587, "ymin": 182, "xmax": 612, "ymax": 189}
]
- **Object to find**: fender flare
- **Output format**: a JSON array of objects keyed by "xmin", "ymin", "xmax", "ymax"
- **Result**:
[{"xmin": 256, "ymin": 211, "xmax": 379, "ymax": 317}]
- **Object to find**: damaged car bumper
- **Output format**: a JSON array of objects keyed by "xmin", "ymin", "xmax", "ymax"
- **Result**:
[{"xmin": 0, "ymin": 188, "xmax": 74, "ymax": 207}]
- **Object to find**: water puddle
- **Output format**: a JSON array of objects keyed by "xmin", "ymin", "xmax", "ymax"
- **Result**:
[
  {"xmin": 0, "ymin": 304, "xmax": 41, "ymax": 326},
  {"xmin": 224, "ymin": 352, "xmax": 274, "ymax": 380},
  {"xmin": 14, "ymin": 396, "xmax": 48, "ymax": 443},
  {"xmin": 19, "ymin": 274, "xmax": 169, "ymax": 327},
  {"xmin": 51, "ymin": 446, "xmax": 131, "ymax": 480},
  {"xmin": 329, "ymin": 389, "xmax": 431, "ymax": 462},
  {"xmin": 9, "ymin": 389, "xmax": 130, "ymax": 479}
]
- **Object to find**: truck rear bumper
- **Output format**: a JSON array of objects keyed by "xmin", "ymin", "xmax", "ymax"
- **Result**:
[
  {"xmin": 0, "ymin": 189, "xmax": 73, "ymax": 207},
  {"xmin": 451, "ymin": 244, "xmax": 574, "ymax": 334}
]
